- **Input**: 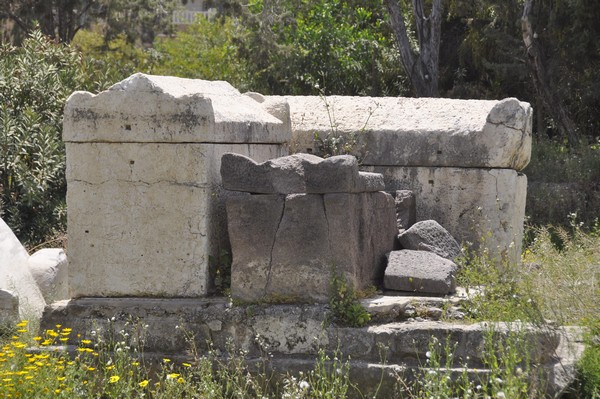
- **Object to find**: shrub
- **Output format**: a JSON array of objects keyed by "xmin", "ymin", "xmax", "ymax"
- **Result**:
[{"xmin": 0, "ymin": 30, "xmax": 89, "ymax": 247}]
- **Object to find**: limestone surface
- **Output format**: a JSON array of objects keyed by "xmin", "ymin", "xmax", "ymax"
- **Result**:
[
  {"xmin": 0, "ymin": 218, "xmax": 46, "ymax": 318},
  {"xmin": 227, "ymin": 192, "xmax": 397, "ymax": 302},
  {"xmin": 28, "ymin": 248, "xmax": 68, "ymax": 303},
  {"xmin": 221, "ymin": 152, "xmax": 384, "ymax": 194},
  {"xmin": 384, "ymin": 250, "xmax": 457, "ymax": 294},
  {"xmin": 398, "ymin": 220, "xmax": 461, "ymax": 261},
  {"xmin": 66, "ymin": 143, "xmax": 285, "ymax": 298},
  {"xmin": 64, "ymin": 73, "xmax": 290, "ymax": 144},
  {"xmin": 270, "ymin": 95, "xmax": 532, "ymax": 170},
  {"xmin": 364, "ymin": 166, "xmax": 527, "ymax": 263}
]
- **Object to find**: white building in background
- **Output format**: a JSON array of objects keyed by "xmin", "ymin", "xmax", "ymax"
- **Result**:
[{"xmin": 172, "ymin": 0, "xmax": 219, "ymax": 25}]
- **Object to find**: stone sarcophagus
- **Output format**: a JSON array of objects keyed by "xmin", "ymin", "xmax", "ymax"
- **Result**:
[
  {"xmin": 269, "ymin": 95, "xmax": 532, "ymax": 262},
  {"xmin": 63, "ymin": 74, "xmax": 289, "ymax": 298}
]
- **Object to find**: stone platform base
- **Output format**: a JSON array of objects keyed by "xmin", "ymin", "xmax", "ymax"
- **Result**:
[{"xmin": 40, "ymin": 296, "xmax": 581, "ymax": 398}]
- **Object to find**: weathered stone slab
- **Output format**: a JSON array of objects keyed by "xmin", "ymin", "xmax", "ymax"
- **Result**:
[
  {"xmin": 384, "ymin": 250, "xmax": 457, "ymax": 294},
  {"xmin": 0, "ymin": 218, "xmax": 46, "ymax": 319},
  {"xmin": 66, "ymin": 143, "xmax": 286, "ymax": 298},
  {"xmin": 227, "ymin": 192, "xmax": 397, "ymax": 302},
  {"xmin": 398, "ymin": 220, "xmax": 461, "ymax": 261},
  {"xmin": 270, "ymin": 95, "xmax": 532, "ymax": 170},
  {"xmin": 221, "ymin": 153, "xmax": 384, "ymax": 194},
  {"xmin": 28, "ymin": 248, "xmax": 68, "ymax": 303},
  {"xmin": 364, "ymin": 166, "xmax": 527, "ymax": 263},
  {"xmin": 394, "ymin": 190, "xmax": 416, "ymax": 232},
  {"xmin": 64, "ymin": 73, "xmax": 289, "ymax": 144}
]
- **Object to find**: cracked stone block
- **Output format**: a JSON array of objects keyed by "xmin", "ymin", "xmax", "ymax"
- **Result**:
[
  {"xmin": 384, "ymin": 250, "xmax": 457, "ymax": 295},
  {"xmin": 226, "ymin": 192, "xmax": 397, "ymax": 303},
  {"xmin": 364, "ymin": 166, "xmax": 527, "ymax": 264},
  {"xmin": 64, "ymin": 74, "xmax": 290, "ymax": 298},
  {"xmin": 1, "ymin": 217, "xmax": 46, "ymax": 319},
  {"xmin": 398, "ymin": 220, "xmax": 461, "ymax": 261},
  {"xmin": 220, "ymin": 152, "xmax": 384, "ymax": 194}
]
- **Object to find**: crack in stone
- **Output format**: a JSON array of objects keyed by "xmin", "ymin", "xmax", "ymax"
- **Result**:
[
  {"xmin": 265, "ymin": 195, "xmax": 285, "ymax": 295},
  {"xmin": 70, "ymin": 178, "xmax": 207, "ymax": 188},
  {"xmin": 321, "ymin": 195, "xmax": 334, "ymax": 260}
]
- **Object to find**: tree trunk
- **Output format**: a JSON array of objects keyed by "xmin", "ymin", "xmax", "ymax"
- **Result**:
[
  {"xmin": 384, "ymin": 0, "xmax": 442, "ymax": 97},
  {"xmin": 521, "ymin": 0, "xmax": 578, "ymax": 145}
]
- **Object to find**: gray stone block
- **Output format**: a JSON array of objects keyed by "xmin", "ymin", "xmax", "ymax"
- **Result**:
[
  {"xmin": 227, "ymin": 192, "xmax": 397, "ymax": 303},
  {"xmin": 221, "ymin": 153, "xmax": 384, "ymax": 194},
  {"xmin": 398, "ymin": 220, "xmax": 462, "ymax": 261},
  {"xmin": 384, "ymin": 250, "xmax": 457, "ymax": 294}
]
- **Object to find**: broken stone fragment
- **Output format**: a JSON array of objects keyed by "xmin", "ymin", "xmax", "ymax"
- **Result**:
[
  {"xmin": 384, "ymin": 250, "xmax": 457, "ymax": 295},
  {"xmin": 28, "ymin": 248, "xmax": 69, "ymax": 303},
  {"xmin": 220, "ymin": 152, "xmax": 384, "ymax": 194},
  {"xmin": 394, "ymin": 190, "xmax": 416, "ymax": 233},
  {"xmin": 398, "ymin": 220, "xmax": 462, "ymax": 261}
]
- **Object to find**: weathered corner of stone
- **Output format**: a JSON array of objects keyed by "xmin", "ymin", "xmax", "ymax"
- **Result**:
[
  {"xmin": 220, "ymin": 153, "xmax": 384, "ymax": 194},
  {"xmin": 486, "ymin": 97, "xmax": 531, "ymax": 130}
]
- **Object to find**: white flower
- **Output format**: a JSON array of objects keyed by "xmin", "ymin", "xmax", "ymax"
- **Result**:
[
  {"xmin": 426, "ymin": 351, "xmax": 431, "ymax": 358},
  {"xmin": 299, "ymin": 380, "xmax": 309, "ymax": 390},
  {"xmin": 496, "ymin": 392, "xmax": 506, "ymax": 399}
]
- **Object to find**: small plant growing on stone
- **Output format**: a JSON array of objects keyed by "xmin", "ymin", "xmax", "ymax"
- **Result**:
[{"xmin": 329, "ymin": 272, "xmax": 371, "ymax": 328}]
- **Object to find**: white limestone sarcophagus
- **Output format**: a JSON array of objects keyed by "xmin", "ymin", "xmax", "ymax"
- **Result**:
[
  {"xmin": 266, "ymin": 95, "xmax": 532, "ymax": 262},
  {"xmin": 64, "ymin": 74, "xmax": 290, "ymax": 298}
]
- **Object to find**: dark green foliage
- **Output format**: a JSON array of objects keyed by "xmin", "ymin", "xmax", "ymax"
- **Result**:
[
  {"xmin": 0, "ymin": 31, "xmax": 86, "ymax": 246},
  {"xmin": 222, "ymin": 0, "xmax": 409, "ymax": 96}
]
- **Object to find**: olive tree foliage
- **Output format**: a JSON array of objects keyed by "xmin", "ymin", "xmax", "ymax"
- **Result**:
[{"xmin": 0, "ymin": 31, "xmax": 90, "ymax": 245}]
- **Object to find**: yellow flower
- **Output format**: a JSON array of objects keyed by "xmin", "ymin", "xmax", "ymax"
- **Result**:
[
  {"xmin": 106, "ymin": 365, "xmax": 114, "ymax": 371},
  {"xmin": 33, "ymin": 337, "xmax": 42, "ymax": 342},
  {"xmin": 81, "ymin": 340, "xmax": 92, "ymax": 345},
  {"xmin": 46, "ymin": 330, "xmax": 59, "ymax": 338},
  {"xmin": 16, "ymin": 321, "xmax": 28, "ymax": 328},
  {"xmin": 177, "ymin": 377, "xmax": 185, "ymax": 384},
  {"xmin": 87, "ymin": 367, "xmax": 95, "ymax": 371},
  {"xmin": 163, "ymin": 358, "xmax": 171, "ymax": 363},
  {"xmin": 16, "ymin": 329, "xmax": 27, "ymax": 334},
  {"xmin": 131, "ymin": 362, "xmax": 139, "ymax": 367},
  {"xmin": 139, "ymin": 380, "xmax": 149, "ymax": 388},
  {"xmin": 182, "ymin": 362, "xmax": 192, "ymax": 367},
  {"xmin": 109, "ymin": 375, "xmax": 120, "ymax": 384},
  {"xmin": 166, "ymin": 373, "xmax": 180, "ymax": 380}
]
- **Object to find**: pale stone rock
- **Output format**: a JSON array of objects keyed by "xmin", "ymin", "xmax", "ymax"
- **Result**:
[
  {"xmin": 0, "ymin": 218, "xmax": 46, "ymax": 319},
  {"xmin": 0, "ymin": 289, "xmax": 19, "ymax": 326},
  {"xmin": 398, "ymin": 220, "xmax": 461, "ymax": 261},
  {"xmin": 220, "ymin": 152, "xmax": 384, "ymax": 194},
  {"xmin": 272, "ymin": 95, "xmax": 532, "ymax": 170},
  {"xmin": 28, "ymin": 248, "xmax": 68, "ymax": 303},
  {"xmin": 64, "ymin": 73, "xmax": 290, "ymax": 144},
  {"xmin": 365, "ymin": 166, "xmax": 527, "ymax": 263},
  {"xmin": 384, "ymin": 250, "xmax": 457, "ymax": 294},
  {"xmin": 227, "ymin": 192, "xmax": 397, "ymax": 302}
]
